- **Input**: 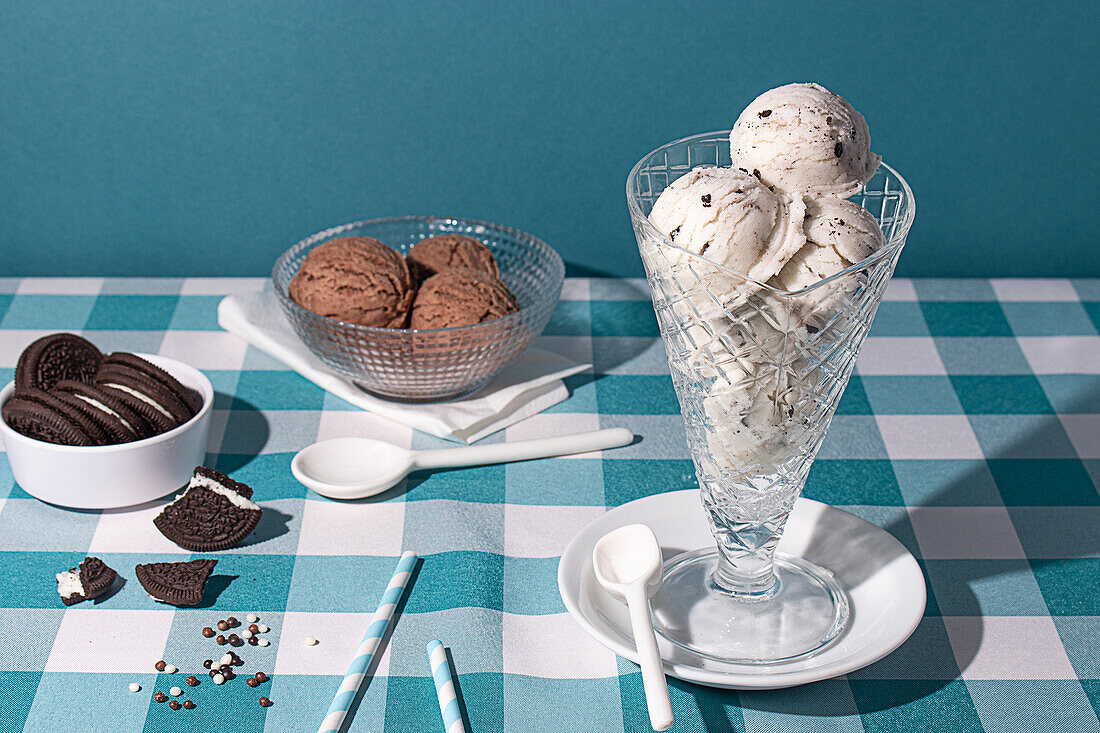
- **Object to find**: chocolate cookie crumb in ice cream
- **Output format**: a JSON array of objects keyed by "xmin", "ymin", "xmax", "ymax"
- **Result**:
[
  {"xmin": 409, "ymin": 268, "xmax": 520, "ymax": 329},
  {"xmin": 406, "ymin": 234, "xmax": 500, "ymax": 284},
  {"xmin": 288, "ymin": 236, "xmax": 415, "ymax": 327}
]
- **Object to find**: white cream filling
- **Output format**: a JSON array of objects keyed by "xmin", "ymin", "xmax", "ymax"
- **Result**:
[
  {"xmin": 56, "ymin": 569, "xmax": 84, "ymax": 599},
  {"xmin": 102, "ymin": 382, "xmax": 174, "ymax": 419},
  {"xmin": 163, "ymin": 473, "xmax": 260, "ymax": 511},
  {"xmin": 73, "ymin": 394, "xmax": 135, "ymax": 432}
]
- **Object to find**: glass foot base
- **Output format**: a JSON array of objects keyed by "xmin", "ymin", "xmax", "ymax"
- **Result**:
[{"xmin": 650, "ymin": 549, "xmax": 850, "ymax": 665}]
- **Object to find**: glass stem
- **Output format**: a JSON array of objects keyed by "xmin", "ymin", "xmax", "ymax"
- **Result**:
[
  {"xmin": 704, "ymin": 497, "xmax": 785, "ymax": 600},
  {"xmin": 710, "ymin": 536, "xmax": 780, "ymax": 600}
]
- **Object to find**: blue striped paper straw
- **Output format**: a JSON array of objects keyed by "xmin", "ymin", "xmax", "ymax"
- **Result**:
[
  {"xmin": 317, "ymin": 551, "xmax": 418, "ymax": 733},
  {"xmin": 427, "ymin": 640, "xmax": 466, "ymax": 733}
]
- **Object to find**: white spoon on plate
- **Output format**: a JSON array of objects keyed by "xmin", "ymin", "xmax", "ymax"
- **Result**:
[
  {"xmin": 292, "ymin": 427, "xmax": 634, "ymax": 499},
  {"xmin": 592, "ymin": 523, "xmax": 672, "ymax": 731}
]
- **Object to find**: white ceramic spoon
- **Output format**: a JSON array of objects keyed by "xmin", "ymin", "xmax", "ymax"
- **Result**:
[
  {"xmin": 592, "ymin": 524, "xmax": 672, "ymax": 731},
  {"xmin": 292, "ymin": 427, "xmax": 634, "ymax": 499}
]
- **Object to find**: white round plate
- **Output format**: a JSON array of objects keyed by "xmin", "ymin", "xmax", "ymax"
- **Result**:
[{"xmin": 558, "ymin": 491, "xmax": 925, "ymax": 689}]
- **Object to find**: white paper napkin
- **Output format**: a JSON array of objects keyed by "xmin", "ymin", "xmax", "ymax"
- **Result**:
[{"xmin": 217, "ymin": 293, "xmax": 589, "ymax": 444}]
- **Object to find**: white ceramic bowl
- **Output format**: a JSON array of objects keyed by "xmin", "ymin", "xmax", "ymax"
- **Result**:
[{"xmin": 0, "ymin": 354, "xmax": 214, "ymax": 509}]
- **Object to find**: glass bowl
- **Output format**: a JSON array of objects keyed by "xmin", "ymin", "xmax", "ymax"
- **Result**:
[{"xmin": 272, "ymin": 216, "xmax": 564, "ymax": 402}]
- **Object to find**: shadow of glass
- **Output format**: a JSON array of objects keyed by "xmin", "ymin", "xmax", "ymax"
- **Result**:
[{"xmin": 724, "ymin": 381, "xmax": 1100, "ymax": 715}]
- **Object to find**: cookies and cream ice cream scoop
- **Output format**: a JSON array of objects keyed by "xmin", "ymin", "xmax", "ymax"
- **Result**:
[
  {"xmin": 775, "ymin": 198, "xmax": 886, "ymax": 292},
  {"xmin": 730, "ymin": 83, "xmax": 880, "ymax": 197},
  {"xmin": 648, "ymin": 166, "xmax": 806, "ymax": 287}
]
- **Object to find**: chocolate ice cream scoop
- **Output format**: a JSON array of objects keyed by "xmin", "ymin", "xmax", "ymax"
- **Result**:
[
  {"xmin": 410, "ymin": 268, "xmax": 519, "ymax": 329},
  {"xmin": 289, "ymin": 236, "xmax": 415, "ymax": 328},
  {"xmin": 406, "ymin": 234, "xmax": 499, "ymax": 284}
]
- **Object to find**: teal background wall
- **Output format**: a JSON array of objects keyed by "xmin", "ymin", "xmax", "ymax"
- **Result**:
[{"xmin": 1, "ymin": 1, "xmax": 1096, "ymax": 278}]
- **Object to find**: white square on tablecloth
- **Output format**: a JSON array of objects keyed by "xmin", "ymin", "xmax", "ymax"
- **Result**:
[
  {"xmin": 908, "ymin": 506, "xmax": 1026, "ymax": 559},
  {"xmin": 505, "ymin": 413, "xmax": 603, "ymax": 458},
  {"xmin": 503, "ymin": 612, "xmax": 618, "ymax": 679},
  {"xmin": 273, "ymin": 611, "xmax": 390, "ymax": 676},
  {"xmin": 504, "ymin": 504, "xmax": 606, "ymax": 558},
  {"xmin": 158, "ymin": 330, "xmax": 248, "ymax": 370},
  {"xmin": 944, "ymin": 616, "xmax": 1077, "ymax": 680},
  {"xmin": 315, "ymin": 410, "xmax": 413, "ymax": 447},
  {"xmin": 45, "ymin": 609, "xmax": 174, "ymax": 672},
  {"xmin": 876, "ymin": 415, "xmax": 984, "ymax": 460},
  {"xmin": 17, "ymin": 278, "xmax": 104, "ymax": 295},
  {"xmin": 883, "ymin": 278, "xmax": 918, "ymax": 301},
  {"xmin": 88, "ymin": 501, "xmax": 188, "ymax": 555},
  {"xmin": 990, "ymin": 278, "xmax": 1079, "ymax": 302},
  {"xmin": 1018, "ymin": 336, "xmax": 1100, "ymax": 375},
  {"xmin": 403, "ymin": 499, "xmax": 503, "ymax": 556},
  {"xmin": 1060, "ymin": 415, "xmax": 1100, "ymax": 459},
  {"xmin": 532, "ymin": 335, "xmax": 594, "ymax": 372},
  {"xmin": 558, "ymin": 278, "xmax": 590, "ymax": 301},
  {"xmin": 296, "ymin": 499, "xmax": 405, "ymax": 556},
  {"xmin": 179, "ymin": 278, "xmax": 267, "ymax": 295},
  {"xmin": 0, "ymin": 330, "xmax": 52, "ymax": 368},
  {"xmin": 856, "ymin": 337, "xmax": 946, "ymax": 375}
]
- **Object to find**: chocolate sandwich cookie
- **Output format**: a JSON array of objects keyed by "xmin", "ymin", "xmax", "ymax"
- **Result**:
[
  {"xmin": 154, "ymin": 467, "xmax": 263, "ymax": 551},
  {"xmin": 49, "ymin": 389, "xmax": 134, "ymax": 445},
  {"xmin": 2, "ymin": 388, "xmax": 106, "ymax": 446},
  {"xmin": 56, "ymin": 556, "xmax": 118, "ymax": 605},
  {"xmin": 92, "ymin": 377, "xmax": 180, "ymax": 436},
  {"xmin": 15, "ymin": 333, "xmax": 103, "ymax": 392},
  {"xmin": 100, "ymin": 352, "xmax": 202, "ymax": 414},
  {"xmin": 95, "ymin": 367, "xmax": 193, "ymax": 428},
  {"xmin": 52, "ymin": 380, "xmax": 149, "ymax": 442},
  {"xmin": 135, "ymin": 559, "xmax": 217, "ymax": 606}
]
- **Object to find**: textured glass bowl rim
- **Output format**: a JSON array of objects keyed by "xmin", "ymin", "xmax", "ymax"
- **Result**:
[
  {"xmin": 625, "ymin": 130, "xmax": 916, "ymax": 299},
  {"xmin": 271, "ymin": 215, "xmax": 564, "ymax": 334}
]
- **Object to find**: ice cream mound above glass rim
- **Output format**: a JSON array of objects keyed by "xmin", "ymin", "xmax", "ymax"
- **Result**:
[
  {"xmin": 287, "ymin": 233, "xmax": 520, "ymax": 329},
  {"xmin": 648, "ymin": 82, "xmax": 887, "ymax": 294}
]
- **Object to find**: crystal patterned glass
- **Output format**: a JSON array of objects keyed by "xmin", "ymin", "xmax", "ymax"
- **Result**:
[
  {"xmin": 627, "ymin": 132, "xmax": 915, "ymax": 664},
  {"xmin": 273, "ymin": 217, "xmax": 563, "ymax": 402}
]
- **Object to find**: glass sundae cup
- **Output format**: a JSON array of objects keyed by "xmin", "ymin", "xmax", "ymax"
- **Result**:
[{"xmin": 626, "ymin": 131, "xmax": 915, "ymax": 664}]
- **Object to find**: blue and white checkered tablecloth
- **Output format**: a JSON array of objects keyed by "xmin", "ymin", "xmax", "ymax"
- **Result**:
[{"xmin": 0, "ymin": 276, "xmax": 1098, "ymax": 732}]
